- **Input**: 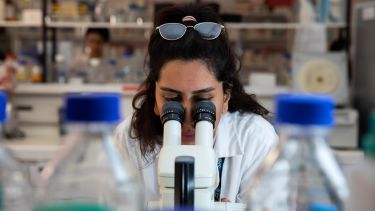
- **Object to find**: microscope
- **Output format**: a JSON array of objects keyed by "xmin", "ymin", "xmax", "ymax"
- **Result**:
[{"xmin": 148, "ymin": 101, "xmax": 246, "ymax": 210}]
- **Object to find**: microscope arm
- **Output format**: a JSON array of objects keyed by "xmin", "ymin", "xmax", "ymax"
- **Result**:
[{"xmin": 175, "ymin": 156, "xmax": 194, "ymax": 207}]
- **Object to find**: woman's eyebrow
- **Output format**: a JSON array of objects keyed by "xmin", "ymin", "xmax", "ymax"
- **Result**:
[
  {"xmin": 192, "ymin": 87, "xmax": 215, "ymax": 94},
  {"xmin": 160, "ymin": 87, "xmax": 181, "ymax": 94},
  {"xmin": 159, "ymin": 87, "xmax": 215, "ymax": 94}
]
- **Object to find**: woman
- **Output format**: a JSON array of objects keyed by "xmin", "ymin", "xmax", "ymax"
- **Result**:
[
  {"xmin": 115, "ymin": 3, "xmax": 277, "ymax": 203},
  {"xmin": 69, "ymin": 28, "xmax": 111, "ymax": 83}
]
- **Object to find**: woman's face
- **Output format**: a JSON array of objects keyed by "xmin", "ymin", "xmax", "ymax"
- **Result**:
[
  {"xmin": 155, "ymin": 59, "xmax": 230, "ymax": 145},
  {"xmin": 85, "ymin": 33, "xmax": 104, "ymax": 58}
]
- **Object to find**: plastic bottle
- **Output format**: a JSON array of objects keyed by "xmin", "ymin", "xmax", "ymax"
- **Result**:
[
  {"xmin": 105, "ymin": 59, "xmax": 117, "ymax": 83},
  {"xmin": 126, "ymin": 1, "xmax": 148, "ymax": 23},
  {"xmin": 68, "ymin": 60, "xmax": 87, "ymax": 84},
  {"xmin": 0, "ymin": 92, "xmax": 34, "ymax": 210},
  {"xmin": 120, "ymin": 51, "xmax": 134, "ymax": 83},
  {"xmin": 133, "ymin": 49, "xmax": 145, "ymax": 83},
  {"xmin": 347, "ymin": 111, "xmax": 375, "ymax": 211},
  {"xmin": 106, "ymin": 59, "xmax": 123, "ymax": 83},
  {"xmin": 34, "ymin": 93, "xmax": 144, "ymax": 211},
  {"xmin": 0, "ymin": 0, "xmax": 4, "ymax": 21},
  {"xmin": 4, "ymin": 0, "xmax": 16, "ymax": 21},
  {"xmin": 87, "ymin": 58, "xmax": 102, "ymax": 83},
  {"xmin": 0, "ymin": 53, "xmax": 17, "ymax": 89},
  {"xmin": 16, "ymin": 60, "xmax": 28, "ymax": 83},
  {"xmin": 55, "ymin": 54, "xmax": 67, "ymax": 84},
  {"xmin": 113, "ymin": 68, "xmax": 125, "ymax": 84},
  {"xmin": 93, "ymin": 0, "xmax": 108, "ymax": 22},
  {"xmin": 248, "ymin": 94, "xmax": 349, "ymax": 211}
]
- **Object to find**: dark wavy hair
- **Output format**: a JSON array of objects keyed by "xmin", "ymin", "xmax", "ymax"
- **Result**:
[
  {"xmin": 85, "ymin": 28, "xmax": 110, "ymax": 42},
  {"xmin": 130, "ymin": 3, "xmax": 269, "ymax": 159}
]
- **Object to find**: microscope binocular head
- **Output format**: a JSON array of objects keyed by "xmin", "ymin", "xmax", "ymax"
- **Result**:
[{"xmin": 161, "ymin": 100, "xmax": 216, "ymax": 127}]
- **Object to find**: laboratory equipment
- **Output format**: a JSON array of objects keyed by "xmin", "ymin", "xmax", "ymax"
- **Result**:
[
  {"xmin": 292, "ymin": 52, "xmax": 349, "ymax": 106},
  {"xmin": 0, "ymin": 91, "xmax": 34, "ymax": 211},
  {"xmin": 347, "ymin": 111, "xmax": 375, "ymax": 211},
  {"xmin": 55, "ymin": 54, "xmax": 67, "ymax": 84},
  {"xmin": 87, "ymin": 58, "xmax": 101, "ymax": 83},
  {"xmin": 35, "ymin": 92, "xmax": 144, "ymax": 211},
  {"xmin": 248, "ymin": 94, "xmax": 349, "ymax": 211},
  {"xmin": 352, "ymin": 2, "xmax": 375, "ymax": 138},
  {"xmin": 149, "ymin": 100, "xmax": 246, "ymax": 210}
]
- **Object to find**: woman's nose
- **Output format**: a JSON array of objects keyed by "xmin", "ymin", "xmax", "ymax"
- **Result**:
[{"xmin": 182, "ymin": 102, "xmax": 194, "ymax": 128}]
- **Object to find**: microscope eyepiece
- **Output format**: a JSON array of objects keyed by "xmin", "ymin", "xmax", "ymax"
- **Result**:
[
  {"xmin": 193, "ymin": 100, "xmax": 216, "ymax": 127},
  {"xmin": 161, "ymin": 101, "xmax": 185, "ymax": 125}
]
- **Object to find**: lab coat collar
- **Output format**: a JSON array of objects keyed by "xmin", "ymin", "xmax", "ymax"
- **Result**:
[{"xmin": 214, "ymin": 112, "xmax": 243, "ymax": 158}]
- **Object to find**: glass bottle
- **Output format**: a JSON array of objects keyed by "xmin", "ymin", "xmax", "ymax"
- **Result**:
[
  {"xmin": 34, "ymin": 93, "xmax": 144, "ymax": 211},
  {"xmin": 248, "ymin": 94, "xmax": 349, "ymax": 211},
  {"xmin": 0, "ymin": 91, "xmax": 34, "ymax": 211}
]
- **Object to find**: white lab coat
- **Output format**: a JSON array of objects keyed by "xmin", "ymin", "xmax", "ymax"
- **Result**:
[{"xmin": 114, "ymin": 111, "xmax": 278, "ymax": 203}]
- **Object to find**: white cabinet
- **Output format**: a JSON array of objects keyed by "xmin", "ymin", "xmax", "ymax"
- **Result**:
[{"xmin": 13, "ymin": 83, "xmax": 135, "ymax": 124}]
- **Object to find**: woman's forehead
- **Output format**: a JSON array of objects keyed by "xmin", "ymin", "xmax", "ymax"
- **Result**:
[
  {"xmin": 158, "ymin": 60, "xmax": 218, "ymax": 86},
  {"xmin": 158, "ymin": 60, "xmax": 221, "ymax": 90}
]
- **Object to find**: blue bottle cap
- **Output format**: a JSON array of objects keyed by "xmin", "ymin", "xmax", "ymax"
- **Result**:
[
  {"xmin": 108, "ymin": 59, "xmax": 117, "ymax": 66},
  {"xmin": 65, "ymin": 93, "xmax": 121, "ymax": 123},
  {"xmin": 18, "ymin": 60, "xmax": 27, "ymax": 65},
  {"xmin": 308, "ymin": 203, "xmax": 337, "ymax": 211},
  {"xmin": 123, "ymin": 51, "xmax": 134, "ymax": 58},
  {"xmin": 77, "ymin": 71, "xmax": 87, "ymax": 77},
  {"xmin": 275, "ymin": 93, "xmax": 334, "ymax": 126},
  {"xmin": 0, "ymin": 92, "xmax": 7, "ymax": 123}
]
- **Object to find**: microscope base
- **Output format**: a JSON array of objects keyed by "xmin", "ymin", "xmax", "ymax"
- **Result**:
[
  {"xmin": 160, "ymin": 187, "xmax": 213, "ymax": 210},
  {"xmin": 147, "ymin": 201, "xmax": 246, "ymax": 211},
  {"xmin": 148, "ymin": 188, "xmax": 246, "ymax": 211}
]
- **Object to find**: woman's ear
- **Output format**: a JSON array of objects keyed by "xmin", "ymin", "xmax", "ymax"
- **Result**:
[{"xmin": 223, "ymin": 91, "xmax": 231, "ymax": 113}]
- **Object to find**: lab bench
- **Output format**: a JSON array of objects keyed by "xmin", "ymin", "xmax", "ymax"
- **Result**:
[
  {"xmin": 3, "ymin": 132, "xmax": 364, "ymax": 211},
  {"xmin": 5, "ymin": 135, "xmax": 60, "ymax": 188}
]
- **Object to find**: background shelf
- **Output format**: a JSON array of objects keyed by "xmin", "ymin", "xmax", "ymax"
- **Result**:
[{"xmin": 43, "ymin": 21, "xmax": 347, "ymax": 30}]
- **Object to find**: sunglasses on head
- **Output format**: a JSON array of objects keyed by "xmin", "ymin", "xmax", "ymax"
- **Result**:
[{"xmin": 155, "ymin": 22, "xmax": 225, "ymax": 41}]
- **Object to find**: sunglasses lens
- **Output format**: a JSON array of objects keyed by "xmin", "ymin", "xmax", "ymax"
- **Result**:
[
  {"xmin": 158, "ymin": 23, "xmax": 186, "ymax": 40},
  {"xmin": 194, "ymin": 23, "xmax": 222, "ymax": 39}
]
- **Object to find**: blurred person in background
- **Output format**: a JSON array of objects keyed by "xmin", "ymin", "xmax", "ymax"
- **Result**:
[
  {"xmin": 83, "ymin": 27, "xmax": 110, "ymax": 59},
  {"xmin": 69, "ymin": 28, "xmax": 111, "ymax": 83}
]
